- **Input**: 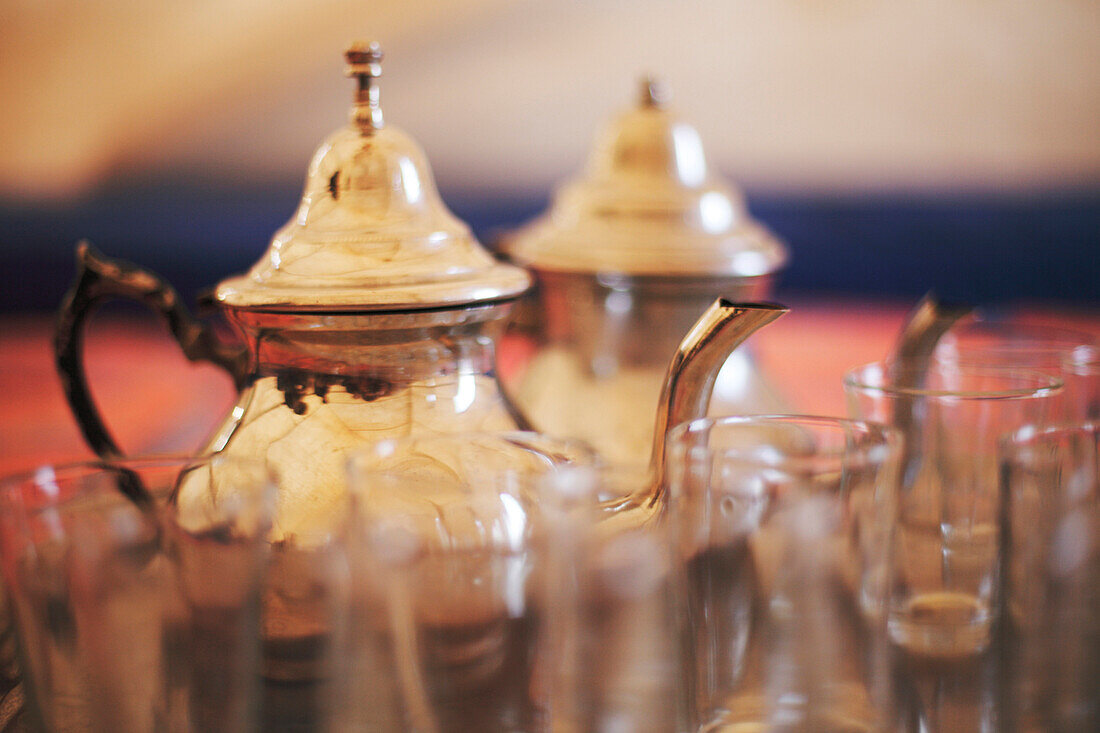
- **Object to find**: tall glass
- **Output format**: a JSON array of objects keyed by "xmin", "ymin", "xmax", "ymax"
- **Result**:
[
  {"xmin": 338, "ymin": 432, "xmax": 594, "ymax": 733},
  {"xmin": 259, "ymin": 526, "xmax": 350, "ymax": 732},
  {"xmin": 537, "ymin": 465, "xmax": 677, "ymax": 733},
  {"xmin": 845, "ymin": 362, "xmax": 1062, "ymax": 657},
  {"xmin": 999, "ymin": 423, "xmax": 1099, "ymax": 732},
  {"xmin": 0, "ymin": 455, "xmax": 274, "ymax": 733},
  {"xmin": 667, "ymin": 415, "xmax": 900, "ymax": 732}
]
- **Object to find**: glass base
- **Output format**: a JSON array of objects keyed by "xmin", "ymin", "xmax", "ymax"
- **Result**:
[{"xmin": 889, "ymin": 591, "xmax": 991, "ymax": 657}]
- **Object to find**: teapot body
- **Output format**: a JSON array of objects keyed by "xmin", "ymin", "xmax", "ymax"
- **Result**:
[
  {"xmin": 509, "ymin": 270, "xmax": 787, "ymax": 467},
  {"xmin": 197, "ymin": 303, "xmax": 527, "ymax": 541}
]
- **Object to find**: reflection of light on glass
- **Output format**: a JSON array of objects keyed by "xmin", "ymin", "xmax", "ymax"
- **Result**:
[
  {"xmin": 497, "ymin": 491, "xmax": 529, "ymax": 616},
  {"xmin": 699, "ymin": 191, "xmax": 733, "ymax": 232},
  {"xmin": 671, "ymin": 123, "xmax": 706, "ymax": 186},
  {"xmin": 453, "ymin": 373, "xmax": 476, "ymax": 412},
  {"xmin": 34, "ymin": 466, "xmax": 59, "ymax": 498},
  {"xmin": 496, "ymin": 491, "xmax": 527, "ymax": 549},
  {"xmin": 34, "ymin": 466, "xmax": 65, "ymax": 538},
  {"xmin": 1052, "ymin": 510, "xmax": 1090, "ymax": 576},
  {"xmin": 399, "ymin": 157, "xmax": 422, "ymax": 202},
  {"xmin": 606, "ymin": 290, "xmax": 632, "ymax": 315}
]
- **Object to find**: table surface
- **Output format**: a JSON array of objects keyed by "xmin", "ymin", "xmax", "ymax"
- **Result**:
[{"xmin": 1, "ymin": 298, "xmax": 1097, "ymax": 476}]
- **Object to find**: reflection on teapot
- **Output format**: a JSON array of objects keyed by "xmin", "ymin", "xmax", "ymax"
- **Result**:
[{"xmin": 503, "ymin": 77, "xmax": 789, "ymax": 467}]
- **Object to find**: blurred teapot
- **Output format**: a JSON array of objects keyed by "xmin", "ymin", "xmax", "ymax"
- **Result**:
[
  {"xmin": 503, "ymin": 78, "xmax": 789, "ymax": 467},
  {"xmin": 54, "ymin": 47, "xmax": 785, "ymax": 534}
]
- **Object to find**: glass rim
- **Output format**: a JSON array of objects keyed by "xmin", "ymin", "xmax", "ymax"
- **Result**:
[
  {"xmin": 0, "ymin": 453, "xmax": 272, "ymax": 510},
  {"xmin": 843, "ymin": 360, "xmax": 1064, "ymax": 400},
  {"xmin": 666, "ymin": 414, "xmax": 901, "ymax": 472},
  {"xmin": 0, "ymin": 453, "xmax": 269, "ymax": 486}
]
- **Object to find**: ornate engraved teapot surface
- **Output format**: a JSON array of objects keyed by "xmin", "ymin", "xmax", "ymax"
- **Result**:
[
  {"xmin": 57, "ymin": 43, "xmax": 532, "ymax": 542},
  {"xmin": 504, "ymin": 78, "xmax": 789, "ymax": 466}
]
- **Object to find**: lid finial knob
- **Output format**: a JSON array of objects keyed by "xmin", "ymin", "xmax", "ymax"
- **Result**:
[
  {"xmin": 346, "ymin": 41, "xmax": 384, "ymax": 132},
  {"xmin": 639, "ymin": 75, "xmax": 669, "ymax": 109}
]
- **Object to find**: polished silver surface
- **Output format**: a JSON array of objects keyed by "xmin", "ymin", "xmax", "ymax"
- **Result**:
[
  {"xmin": 505, "ymin": 78, "xmax": 786, "ymax": 277},
  {"xmin": 346, "ymin": 40, "xmax": 384, "ymax": 133},
  {"xmin": 216, "ymin": 43, "xmax": 530, "ymax": 312}
]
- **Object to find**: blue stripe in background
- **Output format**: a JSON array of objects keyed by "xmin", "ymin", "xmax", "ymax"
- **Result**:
[{"xmin": 1, "ymin": 179, "xmax": 1097, "ymax": 313}]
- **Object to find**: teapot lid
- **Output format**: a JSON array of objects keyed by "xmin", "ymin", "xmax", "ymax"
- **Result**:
[
  {"xmin": 216, "ymin": 42, "xmax": 531, "ymax": 312},
  {"xmin": 506, "ymin": 78, "xmax": 786, "ymax": 278}
]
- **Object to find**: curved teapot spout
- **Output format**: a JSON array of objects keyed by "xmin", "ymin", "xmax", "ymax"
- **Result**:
[{"xmin": 647, "ymin": 299, "xmax": 788, "ymax": 505}]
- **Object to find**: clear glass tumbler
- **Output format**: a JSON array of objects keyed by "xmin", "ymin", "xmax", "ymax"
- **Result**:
[
  {"xmin": 536, "ymin": 464, "xmax": 677, "ymax": 733},
  {"xmin": 845, "ymin": 361, "xmax": 1062, "ymax": 657},
  {"xmin": 666, "ymin": 415, "xmax": 901, "ymax": 733},
  {"xmin": 0, "ymin": 455, "xmax": 274, "ymax": 733},
  {"xmin": 999, "ymin": 422, "xmax": 1099, "ymax": 732},
  {"xmin": 338, "ymin": 432, "xmax": 594, "ymax": 733}
]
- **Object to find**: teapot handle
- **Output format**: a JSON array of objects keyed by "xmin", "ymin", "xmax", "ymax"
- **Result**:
[{"xmin": 54, "ymin": 242, "xmax": 250, "ymax": 459}]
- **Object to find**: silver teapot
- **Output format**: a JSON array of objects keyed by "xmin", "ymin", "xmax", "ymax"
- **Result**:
[{"xmin": 503, "ymin": 78, "xmax": 789, "ymax": 467}]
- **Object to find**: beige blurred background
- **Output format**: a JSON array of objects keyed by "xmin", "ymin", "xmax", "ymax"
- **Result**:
[{"xmin": 2, "ymin": 0, "xmax": 1098, "ymax": 201}]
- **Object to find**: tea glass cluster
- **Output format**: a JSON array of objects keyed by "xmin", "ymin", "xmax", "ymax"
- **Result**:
[
  {"xmin": 844, "ymin": 321, "xmax": 1099, "ymax": 732},
  {"xmin": 0, "ymin": 456, "xmax": 274, "ymax": 732},
  {"xmin": 3, "ymin": 320, "xmax": 1097, "ymax": 733}
]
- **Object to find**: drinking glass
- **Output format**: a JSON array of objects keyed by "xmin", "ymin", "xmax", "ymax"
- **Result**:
[
  {"xmin": 667, "ymin": 415, "xmax": 901, "ymax": 733},
  {"xmin": 337, "ymin": 432, "xmax": 594, "ymax": 733},
  {"xmin": 537, "ymin": 464, "xmax": 677, "ymax": 733},
  {"xmin": 999, "ymin": 423, "xmax": 1099, "ymax": 732},
  {"xmin": 845, "ymin": 361, "xmax": 1062, "ymax": 657},
  {"xmin": 259, "ymin": 527, "xmax": 351, "ymax": 732},
  {"xmin": 0, "ymin": 455, "xmax": 274, "ymax": 733}
]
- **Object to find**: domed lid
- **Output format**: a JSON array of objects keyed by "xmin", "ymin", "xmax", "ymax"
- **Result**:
[
  {"xmin": 506, "ymin": 78, "xmax": 786, "ymax": 278},
  {"xmin": 216, "ymin": 43, "xmax": 530, "ymax": 312}
]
